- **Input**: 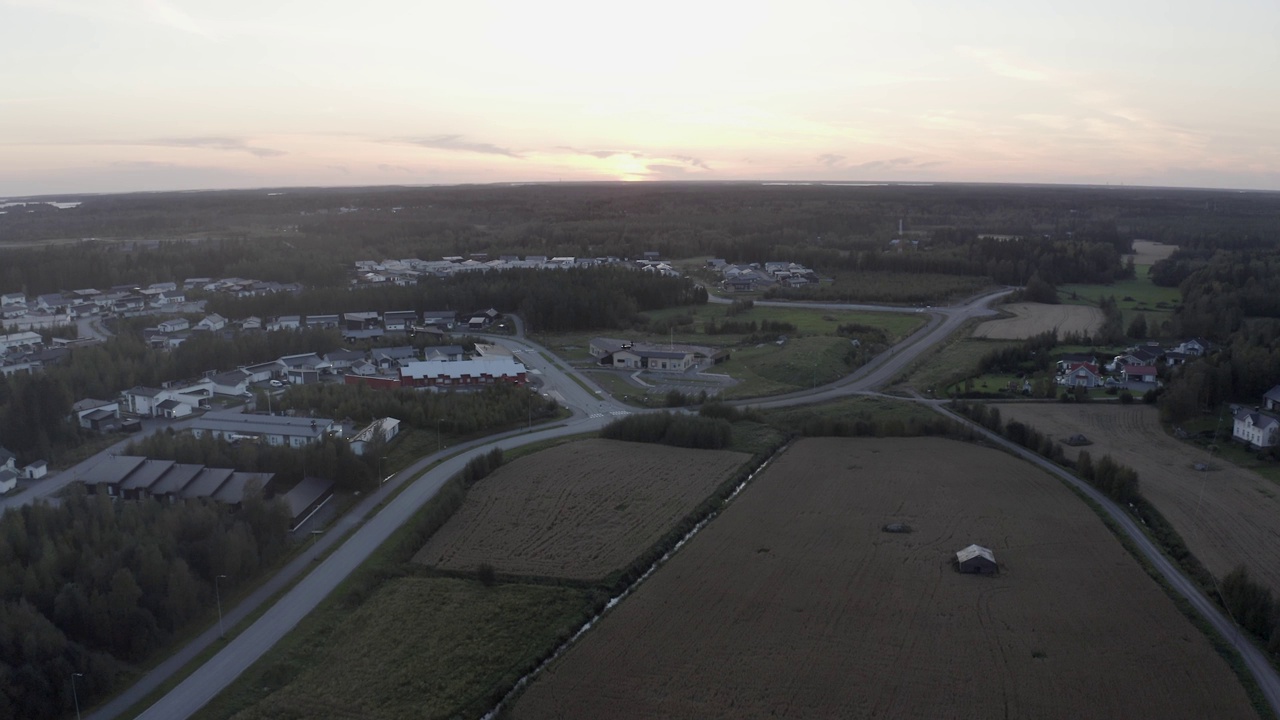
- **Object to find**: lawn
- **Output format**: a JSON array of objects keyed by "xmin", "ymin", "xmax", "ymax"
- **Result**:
[
  {"xmin": 893, "ymin": 326, "xmax": 1021, "ymax": 393},
  {"xmin": 715, "ymin": 336, "xmax": 859, "ymax": 399}
]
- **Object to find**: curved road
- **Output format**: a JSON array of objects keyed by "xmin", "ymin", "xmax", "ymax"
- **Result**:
[{"xmin": 128, "ymin": 289, "xmax": 1280, "ymax": 720}]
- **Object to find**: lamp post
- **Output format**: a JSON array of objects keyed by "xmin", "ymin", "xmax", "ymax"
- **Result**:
[
  {"xmin": 215, "ymin": 574, "xmax": 228, "ymax": 638},
  {"xmin": 437, "ymin": 418, "xmax": 443, "ymax": 454},
  {"xmin": 379, "ymin": 456, "xmax": 389, "ymax": 486},
  {"xmin": 71, "ymin": 672, "xmax": 84, "ymax": 720}
]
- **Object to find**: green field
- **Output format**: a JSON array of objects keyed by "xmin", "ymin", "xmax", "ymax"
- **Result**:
[
  {"xmin": 761, "ymin": 394, "xmax": 940, "ymax": 428},
  {"xmin": 539, "ymin": 303, "xmax": 924, "ymax": 400},
  {"xmin": 204, "ymin": 577, "xmax": 589, "ymax": 720},
  {"xmin": 1059, "ymin": 269, "xmax": 1181, "ymax": 337}
]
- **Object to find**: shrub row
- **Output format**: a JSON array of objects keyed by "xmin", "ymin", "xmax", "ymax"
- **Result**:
[{"xmin": 600, "ymin": 412, "xmax": 733, "ymax": 450}]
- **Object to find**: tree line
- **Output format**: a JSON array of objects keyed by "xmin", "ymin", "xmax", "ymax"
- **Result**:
[
  {"xmin": 0, "ymin": 488, "xmax": 291, "ymax": 720},
  {"xmin": 600, "ymin": 412, "xmax": 733, "ymax": 450}
]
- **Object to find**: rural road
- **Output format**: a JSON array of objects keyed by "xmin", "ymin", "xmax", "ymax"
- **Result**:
[{"xmin": 929, "ymin": 401, "xmax": 1280, "ymax": 715}]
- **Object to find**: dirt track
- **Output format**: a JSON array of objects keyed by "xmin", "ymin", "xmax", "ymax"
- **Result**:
[
  {"xmin": 992, "ymin": 403, "xmax": 1280, "ymax": 596},
  {"xmin": 512, "ymin": 437, "xmax": 1257, "ymax": 720},
  {"xmin": 973, "ymin": 302, "xmax": 1103, "ymax": 339}
]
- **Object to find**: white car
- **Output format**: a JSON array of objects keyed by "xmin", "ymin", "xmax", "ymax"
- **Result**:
[{"xmin": 270, "ymin": 380, "xmax": 284, "ymax": 387}]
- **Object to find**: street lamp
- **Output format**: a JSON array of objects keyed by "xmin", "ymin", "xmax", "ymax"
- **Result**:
[
  {"xmin": 215, "ymin": 574, "xmax": 228, "ymax": 638},
  {"xmin": 379, "ymin": 456, "xmax": 389, "ymax": 486},
  {"xmin": 437, "ymin": 418, "xmax": 443, "ymax": 454},
  {"xmin": 71, "ymin": 672, "xmax": 84, "ymax": 720}
]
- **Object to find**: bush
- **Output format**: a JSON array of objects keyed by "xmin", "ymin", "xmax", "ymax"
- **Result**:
[
  {"xmin": 1119, "ymin": 391, "xmax": 1134, "ymax": 404},
  {"xmin": 600, "ymin": 412, "xmax": 733, "ymax": 449}
]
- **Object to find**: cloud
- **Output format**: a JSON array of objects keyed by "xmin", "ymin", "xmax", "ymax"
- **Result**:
[
  {"xmin": 957, "ymin": 46, "xmax": 1052, "ymax": 83},
  {"xmin": 141, "ymin": 136, "xmax": 286, "ymax": 158},
  {"xmin": 817, "ymin": 153, "xmax": 845, "ymax": 168},
  {"xmin": 672, "ymin": 154, "xmax": 710, "ymax": 170},
  {"xmin": 397, "ymin": 135, "xmax": 522, "ymax": 158},
  {"xmin": 556, "ymin": 146, "xmax": 642, "ymax": 159},
  {"xmin": 377, "ymin": 164, "xmax": 412, "ymax": 174},
  {"xmin": 326, "ymin": 165, "xmax": 350, "ymax": 175},
  {"xmin": 848, "ymin": 157, "xmax": 920, "ymax": 172},
  {"xmin": 645, "ymin": 164, "xmax": 688, "ymax": 176}
]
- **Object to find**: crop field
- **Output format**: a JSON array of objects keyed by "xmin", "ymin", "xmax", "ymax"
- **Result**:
[
  {"xmin": 991, "ymin": 403, "xmax": 1280, "ymax": 597},
  {"xmin": 221, "ymin": 578, "xmax": 589, "ymax": 720},
  {"xmin": 512, "ymin": 437, "xmax": 1258, "ymax": 720},
  {"xmin": 415, "ymin": 439, "xmax": 750, "ymax": 580},
  {"xmin": 973, "ymin": 302, "xmax": 1104, "ymax": 339}
]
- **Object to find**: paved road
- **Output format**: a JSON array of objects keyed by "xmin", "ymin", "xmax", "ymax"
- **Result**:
[{"xmin": 927, "ymin": 400, "xmax": 1280, "ymax": 715}]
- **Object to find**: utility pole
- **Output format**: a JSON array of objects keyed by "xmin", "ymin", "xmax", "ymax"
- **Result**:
[{"xmin": 71, "ymin": 672, "xmax": 84, "ymax": 720}]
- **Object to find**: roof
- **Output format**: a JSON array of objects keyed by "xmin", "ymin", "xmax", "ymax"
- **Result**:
[
  {"xmin": 400, "ymin": 357, "xmax": 525, "ymax": 381},
  {"xmin": 191, "ymin": 410, "xmax": 336, "ymax": 438},
  {"xmin": 0, "ymin": 447, "xmax": 15, "ymax": 465},
  {"xmin": 181, "ymin": 467, "xmax": 235, "ymax": 499},
  {"xmin": 1124, "ymin": 365, "xmax": 1158, "ymax": 375},
  {"xmin": 213, "ymin": 472, "xmax": 272, "ymax": 505},
  {"xmin": 125, "ymin": 386, "xmax": 166, "ymax": 398},
  {"xmin": 150, "ymin": 463, "xmax": 205, "ymax": 495},
  {"xmin": 156, "ymin": 399, "xmax": 185, "ymax": 410},
  {"xmin": 373, "ymin": 346, "xmax": 418, "ymax": 360},
  {"xmin": 1065, "ymin": 362, "xmax": 1100, "ymax": 375},
  {"xmin": 592, "ymin": 338, "xmax": 630, "ymax": 355},
  {"xmin": 79, "ymin": 455, "xmax": 147, "ymax": 486},
  {"xmin": 383, "ymin": 310, "xmax": 418, "ymax": 320},
  {"xmin": 956, "ymin": 544, "xmax": 996, "ymax": 564},
  {"xmin": 1265, "ymin": 386, "xmax": 1280, "ymax": 404},
  {"xmin": 121, "ymin": 459, "xmax": 176, "ymax": 491},
  {"xmin": 212, "ymin": 369, "xmax": 251, "ymax": 387},
  {"xmin": 1234, "ymin": 407, "xmax": 1280, "ymax": 431},
  {"xmin": 325, "ymin": 348, "xmax": 366, "ymax": 362},
  {"xmin": 281, "ymin": 476, "xmax": 335, "ymax": 518},
  {"xmin": 421, "ymin": 309, "xmax": 457, "ymax": 319},
  {"xmin": 73, "ymin": 398, "xmax": 116, "ymax": 412}
]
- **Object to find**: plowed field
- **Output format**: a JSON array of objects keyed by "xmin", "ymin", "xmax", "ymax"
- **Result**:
[
  {"xmin": 973, "ymin": 302, "xmax": 1104, "ymax": 339},
  {"xmin": 415, "ymin": 439, "xmax": 750, "ymax": 580},
  {"xmin": 1129, "ymin": 239, "xmax": 1178, "ymax": 265},
  {"xmin": 512, "ymin": 437, "xmax": 1258, "ymax": 720},
  {"xmin": 992, "ymin": 402, "xmax": 1280, "ymax": 596}
]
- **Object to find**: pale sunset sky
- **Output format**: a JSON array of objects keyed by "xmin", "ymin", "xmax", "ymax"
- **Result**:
[{"xmin": 2, "ymin": 0, "xmax": 1278, "ymax": 196}]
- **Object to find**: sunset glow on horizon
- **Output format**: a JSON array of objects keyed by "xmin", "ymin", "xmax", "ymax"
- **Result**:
[{"xmin": 2, "ymin": 0, "xmax": 1278, "ymax": 196}]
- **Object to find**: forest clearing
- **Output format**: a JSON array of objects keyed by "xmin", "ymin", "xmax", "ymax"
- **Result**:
[{"xmin": 511, "ymin": 437, "xmax": 1258, "ymax": 720}]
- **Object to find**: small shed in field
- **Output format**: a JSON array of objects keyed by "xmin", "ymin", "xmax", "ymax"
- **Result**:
[{"xmin": 956, "ymin": 544, "xmax": 998, "ymax": 575}]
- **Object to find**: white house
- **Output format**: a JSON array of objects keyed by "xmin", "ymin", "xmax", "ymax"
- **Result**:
[
  {"xmin": 196, "ymin": 313, "xmax": 227, "ymax": 332},
  {"xmin": 211, "ymin": 369, "xmax": 253, "ymax": 396},
  {"xmin": 0, "ymin": 468, "xmax": 17, "ymax": 494},
  {"xmin": 1232, "ymin": 406, "xmax": 1280, "ymax": 449},
  {"xmin": 348, "ymin": 417, "xmax": 401, "ymax": 456},
  {"xmin": 157, "ymin": 318, "xmax": 190, "ymax": 333},
  {"xmin": 189, "ymin": 410, "xmax": 339, "ymax": 448},
  {"xmin": 1058, "ymin": 362, "xmax": 1103, "ymax": 388},
  {"xmin": 23, "ymin": 460, "xmax": 48, "ymax": 480}
]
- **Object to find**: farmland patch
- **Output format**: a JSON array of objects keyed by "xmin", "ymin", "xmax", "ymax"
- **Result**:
[
  {"xmin": 991, "ymin": 402, "xmax": 1280, "ymax": 597},
  {"xmin": 512, "ymin": 437, "xmax": 1258, "ymax": 720},
  {"xmin": 415, "ymin": 439, "xmax": 750, "ymax": 580},
  {"xmin": 973, "ymin": 302, "xmax": 1104, "ymax": 339}
]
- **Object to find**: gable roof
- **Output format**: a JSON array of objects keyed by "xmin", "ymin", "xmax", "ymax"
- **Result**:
[
  {"xmin": 1265, "ymin": 386, "xmax": 1280, "ymax": 405},
  {"xmin": 956, "ymin": 544, "xmax": 996, "ymax": 564}
]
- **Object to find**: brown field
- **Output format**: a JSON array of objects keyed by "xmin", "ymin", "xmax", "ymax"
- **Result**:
[
  {"xmin": 512, "ymin": 437, "xmax": 1258, "ymax": 720},
  {"xmin": 973, "ymin": 302, "xmax": 1104, "ymax": 339},
  {"xmin": 1129, "ymin": 239, "xmax": 1178, "ymax": 265},
  {"xmin": 992, "ymin": 402, "xmax": 1280, "ymax": 596},
  {"xmin": 415, "ymin": 439, "xmax": 750, "ymax": 580}
]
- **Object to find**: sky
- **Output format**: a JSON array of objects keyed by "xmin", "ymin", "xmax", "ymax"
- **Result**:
[{"xmin": 2, "ymin": 0, "xmax": 1279, "ymax": 196}]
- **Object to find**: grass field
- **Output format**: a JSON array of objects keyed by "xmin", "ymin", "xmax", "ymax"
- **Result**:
[
  {"xmin": 221, "ymin": 578, "xmax": 589, "ymax": 720},
  {"xmin": 415, "ymin": 439, "xmax": 750, "ymax": 580},
  {"xmin": 538, "ymin": 304, "xmax": 924, "ymax": 399},
  {"xmin": 772, "ymin": 270, "xmax": 993, "ymax": 305},
  {"xmin": 973, "ymin": 302, "xmax": 1104, "ymax": 340},
  {"xmin": 512, "ymin": 437, "xmax": 1259, "ymax": 720},
  {"xmin": 892, "ymin": 324, "xmax": 1021, "ymax": 393},
  {"xmin": 990, "ymin": 403, "xmax": 1280, "ymax": 598},
  {"xmin": 1059, "ymin": 264, "xmax": 1181, "ymax": 337},
  {"xmin": 1128, "ymin": 239, "xmax": 1178, "ymax": 265}
]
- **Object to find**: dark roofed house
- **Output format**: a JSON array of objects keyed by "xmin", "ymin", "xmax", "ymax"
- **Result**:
[
  {"xmin": 373, "ymin": 346, "xmax": 419, "ymax": 368},
  {"xmin": 383, "ymin": 310, "xmax": 419, "ymax": 331},
  {"xmin": 79, "ymin": 455, "xmax": 148, "ymax": 497},
  {"xmin": 1264, "ymin": 385, "xmax": 1280, "ymax": 413},
  {"xmin": 213, "ymin": 471, "xmax": 273, "ymax": 508},
  {"xmin": 181, "ymin": 467, "xmax": 236, "ymax": 500},
  {"xmin": 120, "ymin": 459, "xmax": 176, "ymax": 499},
  {"xmin": 150, "ymin": 463, "xmax": 206, "ymax": 502},
  {"xmin": 282, "ymin": 476, "xmax": 335, "ymax": 524}
]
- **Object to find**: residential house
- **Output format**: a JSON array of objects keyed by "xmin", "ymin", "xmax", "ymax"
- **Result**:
[
  {"xmin": 423, "ymin": 345, "xmax": 466, "ymax": 362},
  {"xmin": 156, "ymin": 398, "xmax": 193, "ymax": 419},
  {"xmin": 305, "ymin": 314, "xmax": 340, "ymax": 329},
  {"xmin": 344, "ymin": 312, "xmax": 381, "ymax": 331},
  {"xmin": 189, "ymin": 410, "xmax": 339, "ymax": 448},
  {"xmin": 1058, "ymin": 362, "xmax": 1103, "ymax": 388},
  {"xmin": 1232, "ymin": 406, "xmax": 1280, "ymax": 449},
  {"xmin": 22, "ymin": 460, "xmax": 47, "ymax": 480},
  {"xmin": 0, "ymin": 468, "xmax": 16, "ymax": 494},
  {"xmin": 1265, "ymin": 386, "xmax": 1280, "ymax": 413},
  {"xmin": 268, "ymin": 315, "xmax": 302, "ymax": 332},
  {"xmin": 157, "ymin": 318, "xmax": 190, "ymax": 333},
  {"xmin": 240, "ymin": 316, "xmax": 263, "ymax": 331},
  {"xmin": 1175, "ymin": 338, "xmax": 1213, "ymax": 357},
  {"xmin": 324, "ymin": 348, "xmax": 366, "ymax": 372},
  {"xmin": 399, "ymin": 357, "xmax": 527, "ymax": 388},
  {"xmin": 421, "ymin": 310, "xmax": 457, "ymax": 329},
  {"xmin": 35, "ymin": 293, "xmax": 69, "ymax": 312},
  {"xmin": 373, "ymin": 346, "xmax": 419, "ymax": 368},
  {"xmin": 195, "ymin": 313, "xmax": 227, "ymax": 332},
  {"xmin": 348, "ymin": 417, "xmax": 401, "ymax": 456},
  {"xmin": 243, "ymin": 361, "xmax": 282, "ymax": 383},
  {"xmin": 0, "ymin": 447, "xmax": 15, "ymax": 471},
  {"xmin": 0, "ymin": 331, "xmax": 43, "ymax": 352},
  {"xmin": 122, "ymin": 386, "xmax": 167, "ymax": 416},
  {"xmin": 1122, "ymin": 365, "xmax": 1159, "ymax": 384},
  {"xmin": 383, "ymin": 310, "xmax": 418, "ymax": 331},
  {"xmin": 0, "ymin": 293, "xmax": 26, "ymax": 307},
  {"xmin": 73, "ymin": 398, "xmax": 121, "ymax": 431},
  {"xmin": 211, "ymin": 369, "xmax": 253, "ymax": 396}
]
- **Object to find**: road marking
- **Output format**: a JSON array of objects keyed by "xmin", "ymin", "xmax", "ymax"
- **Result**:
[
  {"xmin": 610, "ymin": 410, "xmax": 630, "ymax": 416},
  {"xmin": 589, "ymin": 413, "xmax": 604, "ymax": 418}
]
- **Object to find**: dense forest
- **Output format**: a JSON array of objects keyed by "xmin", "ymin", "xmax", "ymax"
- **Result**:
[
  {"xmin": 5, "ymin": 183, "xmax": 1279, "ymax": 298},
  {"xmin": 0, "ymin": 489, "xmax": 291, "ymax": 720}
]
